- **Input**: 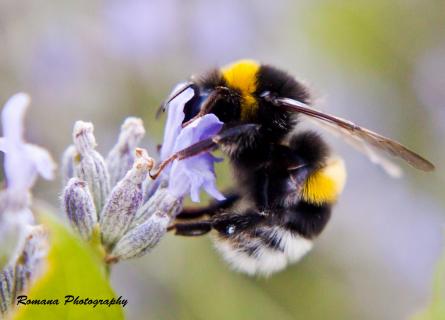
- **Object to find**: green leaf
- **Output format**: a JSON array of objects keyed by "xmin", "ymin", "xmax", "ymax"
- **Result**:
[{"xmin": 12, "ymin": 212, "xmax": 125, "ymax": 320}]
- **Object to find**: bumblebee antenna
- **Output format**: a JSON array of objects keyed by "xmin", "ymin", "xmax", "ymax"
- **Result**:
[{"xmin": 156, "ymin": 82, "xmax": 196, "ymax": 119}]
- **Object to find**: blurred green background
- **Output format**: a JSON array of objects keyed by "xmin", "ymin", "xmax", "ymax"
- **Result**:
[{"xmin": 1, "ymin": 0, "xmax": 445, "ymax": 319}]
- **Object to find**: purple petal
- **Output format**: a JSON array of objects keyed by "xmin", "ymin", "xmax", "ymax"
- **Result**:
[
  {"xmin": 172, "ymin": 114, "xmax": 223, "ymax": 153},
  {"xmin": 193, "ymin": 114, "xmax": 224, "ymax": 140},
  {"xmin": 0, "ymin": 93, "xmax": 56, "ymax": 192},
  {"xmin": 160, "ymin": 88, "xmax": 225, "ymax": 202},
  {"xmin": 1, "ymin": 93, "xmax": 30, "ymax": 144},
  {"xmin": 202, "ymin": 180, "xmax": 225, "ymax": 201},
  {"xmin": 25, "ymin": 145, "xmax": 56, "ymax": 180},
  {"xmin": 168, "ymin": 147, "xmax": 225, "ymax": 203},
  {"xmin": 189, "ymin": 177, "xmax": 201, "ymax": 202},
  {"xmin": 1, "ymin": 136, "xmax": 37, "ymax": 191},
  {"xmin": 167, "ymin": 159, "xmax": 191, "ymax": 199},
  {"xmin": 160, "ymin": 86, "xmax": 195, "ymax": 160}
]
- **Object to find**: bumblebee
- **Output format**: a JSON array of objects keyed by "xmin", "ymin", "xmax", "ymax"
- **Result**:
[{"xmin": 152, "ymin": 59, "xmax": 434, "ymax": 276}]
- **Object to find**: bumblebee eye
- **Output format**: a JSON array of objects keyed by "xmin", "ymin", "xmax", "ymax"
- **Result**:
[{"xmin": 182, "ymin": 90, "xmax": 208, "ymax": 124}]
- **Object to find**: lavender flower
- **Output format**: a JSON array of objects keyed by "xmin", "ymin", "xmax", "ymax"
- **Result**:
[
  {"xmin": 0, "ymin": 93, "xmax": 53, "ymax": 316},
  {"xmin": 106, "ymin": 117, "xmax": 145, "ymax": 186},
  {"xmin": 0, "ymin": 93, "xmax": 56, "ymax": 197},
  {"xmin": 167, "ymin": 115, "xmax": 225, "ymax": 202},
  {"xmin": 63, "ymin": 178, "xmax": 97, "ymax": 240},
  {"xmin": 160, "ymin": 87, "xmax": 225, "ymax": 202},
  {"xmin": 103, "ymin": 87, "xmax": 227, "ymax": 261},
  {"xmin": 14, "ymin": 226, "xmax": 49, "ymax": 294},
  {"xmin": 0, "ymin": 93, "xmax": 55, "ymax": 266},
  {"xmin": 131, "ymin": 187, "xmax": 180, "ymax": 228},
  {"xmin": 108, "ymin": 210, "xmax": 170, "ymax": 262},
  {"xmin": 61, "ymin": 118, "xmax": 168, "ymax": 262},
  {"xmin": 72, "ymin": 121, "xmax": 111, "ymax": 214},
  {"xmin": 100, "ymin": 148, "xmax": 153, "ymax": 248},
  {"xmin": 0, "ymin": 266, "xmax": 14, "ymax": 315},
  {"xmin": 159, "ymin": 86, "xmax": 195, "ymax": 161},
  {"xmin": 60, "ymin": 85, "xmax": 227, "ymax": 264}
]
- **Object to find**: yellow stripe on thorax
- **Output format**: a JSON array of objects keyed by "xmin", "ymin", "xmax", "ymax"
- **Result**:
[
  {"xmin": 301, "ymin": 157, "xmax": 347, "ymax": 205},
  {"xmin": 221, "ymin": 59, "xmax": 260, "ymax": 120}
]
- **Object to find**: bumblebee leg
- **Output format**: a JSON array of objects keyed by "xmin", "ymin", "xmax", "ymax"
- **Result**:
[
  {"xmin": 175, "ymin": 193, "xmax": 240, "ymax": 220},
  {"xmin": 170, "ymin": 210, "xmax": 266, "ymax": 237},
  {"xmin": 169, "ymin": 221, "xmax": 212, "ymax": 236},
  {"xmin": 149, "ymin": 124, "xmax": 259, "ymax": 179},
  {"xmin": 211, "ymin": 210, "xmax": 266, "ymax": 237}
]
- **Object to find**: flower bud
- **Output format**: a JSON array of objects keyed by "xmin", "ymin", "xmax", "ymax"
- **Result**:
[
  {"xmin": 0, "ymin": 265, "xmax": 15, "ymax": 315},
  {"xmin": 106, "ymin": 117, "xmax": 145, "ymax": 186},
  {"xmin": 142, "ymin": 174, "xmax": 169, "ymax": 203},
  {"xmin": 13, "ymin": 225, "xmax": 49, "ymax": 299},
  {"xmin": 100, "ymin": 148, "xmax": 154, "ymax": 248},
  {"xmin": 62, "ymin": 178, "xmax": 97, "ymax": 240},
  {"xmin": 131, "ymin": 187, "xmax": 181, "ymax": 228},
  {"xmin": 107, "ymin": 211, "xmax": 170, "ymax": 262},
  {"xmin": 61, "ymin": 144, "xmax": 78, "ymax": 185},
  {"xmin": 14, "ymin": 264, "xmax": 26, "ymax": 298},
  {"xmin": 73, "ymin": 121, "xmax": 111, "ymax": 214}
]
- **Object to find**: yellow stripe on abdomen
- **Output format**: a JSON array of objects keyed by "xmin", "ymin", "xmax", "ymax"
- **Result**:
[
  {"xmin": 301, "ymin": 157, "xmax": 347, "ymax": 205},
  {"xmin": 221, "ymin": 59, "xmax": 260, "ymax": 120}
]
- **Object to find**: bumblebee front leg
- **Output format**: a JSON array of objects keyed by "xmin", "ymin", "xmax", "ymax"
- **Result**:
[
  {"xmin": 168, "ymin": 221, "xmax": 212, "ymax": 236},
  {"xmin": 169, "ymin": 210, "xmax": 266, "ymax": 237},
  {"xmin": 175, "ymin": 193, "xmax": 240, "ymax": 220}
]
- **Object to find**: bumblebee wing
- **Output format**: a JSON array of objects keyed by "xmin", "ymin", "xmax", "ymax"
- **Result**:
[
  {"xmin": 312, "ymin": 119, "xmax": 403, "ymax": 177},
  {"xmin": 265, "ymin": 95, "xmax": 435, "ymax": 175}
]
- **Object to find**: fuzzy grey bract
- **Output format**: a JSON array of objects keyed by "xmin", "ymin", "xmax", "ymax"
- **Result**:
[{"xmin": 61, "ymin": 86, "xmax": 227, "ymax": 263}]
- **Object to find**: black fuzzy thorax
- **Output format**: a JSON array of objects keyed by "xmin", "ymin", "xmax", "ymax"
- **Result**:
[
  {"xmin": 254, "ymin": 64, "xmax": 311, "ymax": 141},
  {"xmin": 196, "ymin": 64, "xmax": 312, "ymax": 142}
]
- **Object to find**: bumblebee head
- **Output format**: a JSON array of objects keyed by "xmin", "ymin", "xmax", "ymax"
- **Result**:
[
  {"xmin": 163, "ymin": 59, "xmax": 310, "ymax": 138},
  {"xmin": 177, "ymin": 59, "xmax": 260, "ymax": 127}
]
